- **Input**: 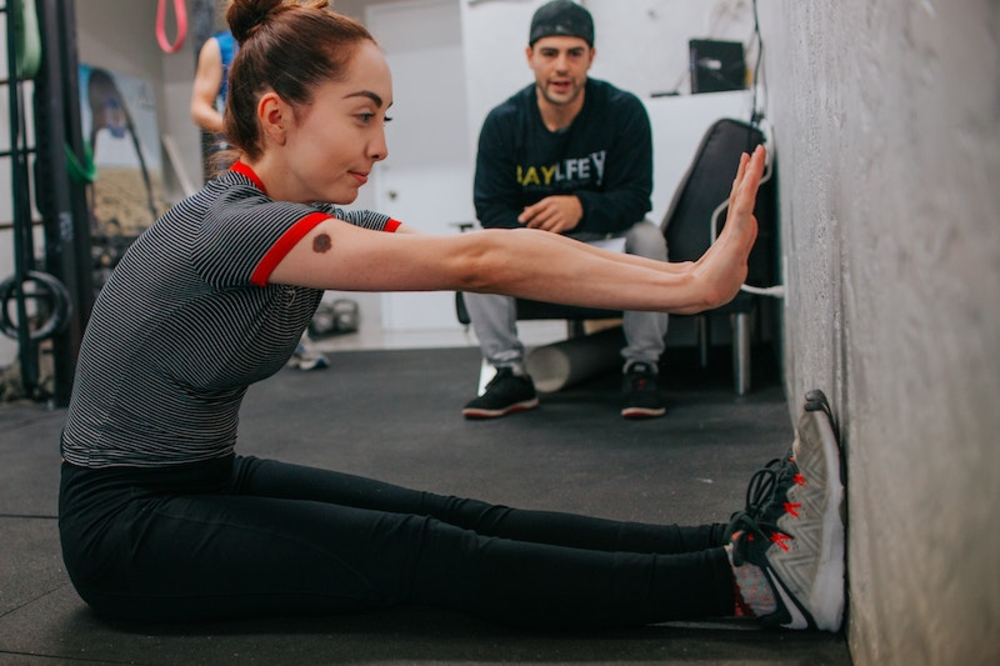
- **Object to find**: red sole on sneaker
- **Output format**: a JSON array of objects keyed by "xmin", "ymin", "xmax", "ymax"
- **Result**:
[
  {"xmin": 621, "ymin": 407, "xmax": 666, "ymax": 419},
  {"xmin": 462, "ymin": 399, "xmax": 539, "ymax": 420}
]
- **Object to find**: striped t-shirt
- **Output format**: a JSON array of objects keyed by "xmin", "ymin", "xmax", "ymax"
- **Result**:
[{"xmin": 61, "ymin": 162, "xmax": 398, "ymax": 468}]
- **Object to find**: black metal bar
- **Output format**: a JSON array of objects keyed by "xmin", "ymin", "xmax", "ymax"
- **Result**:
[
  {"xmin": 190, "ymin": 0, "xmax": 218, "ymax": 183},
  {"xmin": 5, "ymin": 0, "xmax": 41, "ymax": 394},
  {"xmin": 33, "ymin": 0, "xmax": 93, "ymax": 406},
  {"xmin": 0, "ymin": 147, "xmax": 37, "ymax": 158}
]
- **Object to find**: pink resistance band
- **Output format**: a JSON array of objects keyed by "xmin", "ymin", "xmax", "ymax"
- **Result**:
[{"xmin": 156, "ymin": 0, "xmax": 188, "ymax": 54}]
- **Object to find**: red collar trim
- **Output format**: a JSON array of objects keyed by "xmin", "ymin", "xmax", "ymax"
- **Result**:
[{"xmin": 230, "ymin": 161, "xmax": 267, "ymax": 195}]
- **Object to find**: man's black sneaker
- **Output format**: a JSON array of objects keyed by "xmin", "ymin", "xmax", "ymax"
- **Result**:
[
  {"xmin": 725, "ymin": 392, "xmax": 846, "ymax": 632},
  {"xmin": 462, "ymin": 367, "xmax": 539, "ymax": 419},
  {"xmin": 621, "ymin": 362, "xmax": 666, "ymax": 419}
]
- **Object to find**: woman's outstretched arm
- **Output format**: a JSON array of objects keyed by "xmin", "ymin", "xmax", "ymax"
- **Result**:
[{"xmin": 269, "ymin": 146, "xmax": 765, "ymax": 317}]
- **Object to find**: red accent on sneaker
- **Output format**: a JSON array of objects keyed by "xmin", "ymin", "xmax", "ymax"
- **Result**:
[
  {"xmin": 785, "ymin": 501, "xmax": 802, "ymax": 518},
  {"xmin": 770, "ymin": 532, "xmax": 792, "ymax": 551}
]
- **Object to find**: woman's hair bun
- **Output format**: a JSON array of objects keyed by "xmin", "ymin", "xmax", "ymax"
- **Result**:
[
  {"xmin": 228, "ymin": 0, "xmax": 333, "ymax": 43},
  {"xmin": 228, "ymin": 0, "xmax": 281, "ymax": 44}
]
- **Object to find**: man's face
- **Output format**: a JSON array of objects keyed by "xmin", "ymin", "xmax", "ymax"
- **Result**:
[{"xmin": 526, "ymin": 36, "xmax": 595, "ymax": 108}]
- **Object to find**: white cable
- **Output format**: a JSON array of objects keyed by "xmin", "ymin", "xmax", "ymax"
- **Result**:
[
  {"xmin": 708, "ymin": 120, "xmax": 783, "ymax": 298},
  {"xmin": 740, "ymin": 284, "xmax": 785, "ymax": 297}
]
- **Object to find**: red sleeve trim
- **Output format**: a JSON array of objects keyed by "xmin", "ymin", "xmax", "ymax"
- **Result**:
[
  {"xmin": 384, "ymin": 218, "xmax": 402, "ymax": 233},
  {"xmin": 250, "ymin": 211, "xmax": 331, "ymax": 286},
  {"xmin": 231, "ymin": 161, "xmax": 268, "ymax": 195}
]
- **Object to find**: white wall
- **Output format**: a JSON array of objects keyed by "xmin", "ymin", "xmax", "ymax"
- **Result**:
[{"xmin": 759, "ymin": 1, "xmax": 1000, "ymax": 663}]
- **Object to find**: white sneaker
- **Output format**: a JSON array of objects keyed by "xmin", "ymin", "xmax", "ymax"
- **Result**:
[{"xmin": 726, "ymin": 390, "xmax": 846, "ymax": 631}]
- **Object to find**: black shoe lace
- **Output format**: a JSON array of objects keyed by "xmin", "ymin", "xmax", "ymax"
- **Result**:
[{"xmin": 725, "ymin": 457, "xmax": 792, "ymax": 565}]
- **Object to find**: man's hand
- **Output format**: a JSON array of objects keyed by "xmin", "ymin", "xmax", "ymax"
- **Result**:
[{"xmin": 518, "ymin": 195, "xmax": 583, "ymax": 234}]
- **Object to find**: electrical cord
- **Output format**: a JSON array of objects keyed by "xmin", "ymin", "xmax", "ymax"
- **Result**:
[
  {"xmin": 706, "ymin": 121, "xmax": 783, "ymax": 298},
  {"xmin": 750, "ymin": 0, "xmax": 765, "ymax": 125},
  {"xmin": 731, "ymin": 0, "xmax": 783, "ymax": 298}
]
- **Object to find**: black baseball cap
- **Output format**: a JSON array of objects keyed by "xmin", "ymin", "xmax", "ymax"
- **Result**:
[{"xmin": 529, "ymin": 0, "xmax": 594, "ymax": 47}]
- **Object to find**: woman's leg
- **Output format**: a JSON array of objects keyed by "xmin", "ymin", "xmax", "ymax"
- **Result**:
[
  {"xmin": 232, "ymin": 456, "xmax": 728, "ymax": 554},
  {"xmin": 236, "ymin": 456, "xmax": 735, "ymax": 626},
  {"xmin": 60, "ymin": 457, "xmax": 734, "ymax": 626}
]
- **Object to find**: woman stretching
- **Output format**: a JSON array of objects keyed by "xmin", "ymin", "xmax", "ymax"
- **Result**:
[{"xmin": 59, "ymin": 0, "xmax": 844, "ymax": 633}]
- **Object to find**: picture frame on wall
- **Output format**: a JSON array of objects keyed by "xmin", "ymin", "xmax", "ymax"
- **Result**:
[{"xmin": 78, "ymin": 64, "xmax": 165, "ymax": 289}]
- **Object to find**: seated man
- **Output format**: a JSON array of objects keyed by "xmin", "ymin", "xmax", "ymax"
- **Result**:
[{"xmin": 463, "ymin": 0, "xmax": 668, "ymax": 420}]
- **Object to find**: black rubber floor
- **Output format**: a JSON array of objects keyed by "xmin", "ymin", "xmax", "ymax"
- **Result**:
[{"xmin": 0, "ymin": 344, "xmax": 851, "ymax": 665}]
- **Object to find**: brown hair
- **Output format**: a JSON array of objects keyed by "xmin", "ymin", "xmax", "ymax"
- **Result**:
[{"xmin": 221, "ymin": 0, "xmax": 377, "ymax": 162}]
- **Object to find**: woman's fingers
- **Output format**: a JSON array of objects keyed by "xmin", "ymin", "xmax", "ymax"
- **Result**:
[
  {"xmin": 727, "ymin": 151, "xmax": 750, "ymax": 213},
  {"xmin": 733, "ymin": 145, "xmax": 766, "ymax": 216},
  {"xmin": 692, "ymin": 146, "xmax": 766, "ymax": 283},
  {"xmin": 718, "ymin": 146, "xmax": 765, "ymax": 243}
]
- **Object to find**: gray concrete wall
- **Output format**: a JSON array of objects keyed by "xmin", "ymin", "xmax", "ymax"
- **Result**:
[{"xmin": 758, "ymin": 1, "xmax": 1000, "ymax": 663}]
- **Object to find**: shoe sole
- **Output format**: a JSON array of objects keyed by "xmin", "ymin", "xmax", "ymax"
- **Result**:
[
  {"xmin": 621, "ymin": 406, "xmax": 666, "ymax": 419},
  {"xmin": 462, "ymin": 398, "xmax": 540, "ymax": 419},
  {"xmin": 775, "ymin": 392, "xmax": 845, "ymax": 631}
]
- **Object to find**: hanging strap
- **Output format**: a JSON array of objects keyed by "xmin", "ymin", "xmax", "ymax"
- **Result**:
[
  {"xmin": 156, "ymin": 0, "xmax": 188, "ymax": 54},
  {"xmin": 64, "ymin": 142, "xmax": 97, "ymax": 185},
  {"xmin": 13, "ymin": 0, "xmax": 43, "ymax": 79}
]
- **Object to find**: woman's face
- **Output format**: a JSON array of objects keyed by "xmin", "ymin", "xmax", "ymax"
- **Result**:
[{"xmin": 283, "ymin": 41, "xmax": 393, "ymax": 204}]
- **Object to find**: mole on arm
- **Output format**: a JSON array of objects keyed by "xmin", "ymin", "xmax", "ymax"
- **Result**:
[{"xmin": 313, "ymin": 233, "xmax": 332, "ymax": 253}]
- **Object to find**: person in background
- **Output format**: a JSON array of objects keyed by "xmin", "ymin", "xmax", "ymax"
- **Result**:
[
  {"xmin": 191, "ymin": 24, "xmax": 328, "ymax": 370},
  {"xmin": 58, "ymin": 0, "xmax": 845, "ymax": 635},
  {"xmin": 191, "ymin": 28, "xmax": 237, "ymax": 138},
  {"xmin": 462, "ymin": 0, "xmax": 668, "ymax": 420}
]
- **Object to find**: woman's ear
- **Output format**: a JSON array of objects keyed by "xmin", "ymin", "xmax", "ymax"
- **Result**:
[{"xmin": 257, "ymin": 91, "xmax": 288, "ymax": 146}]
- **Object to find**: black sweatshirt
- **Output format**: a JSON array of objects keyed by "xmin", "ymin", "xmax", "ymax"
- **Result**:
[{"xmin": 473, "ymin": 78, "xmax": 653, "ymax": 238}]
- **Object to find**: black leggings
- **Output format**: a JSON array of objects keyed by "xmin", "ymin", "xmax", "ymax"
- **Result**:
[{"xmin": 59, "ymin": 455, "xmax": 734, "ymax": 627}]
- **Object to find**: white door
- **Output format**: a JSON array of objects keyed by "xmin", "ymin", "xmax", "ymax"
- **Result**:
[{"xmin": 366, "ymin": 0, "xmax": 475, "ymax": 332}]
